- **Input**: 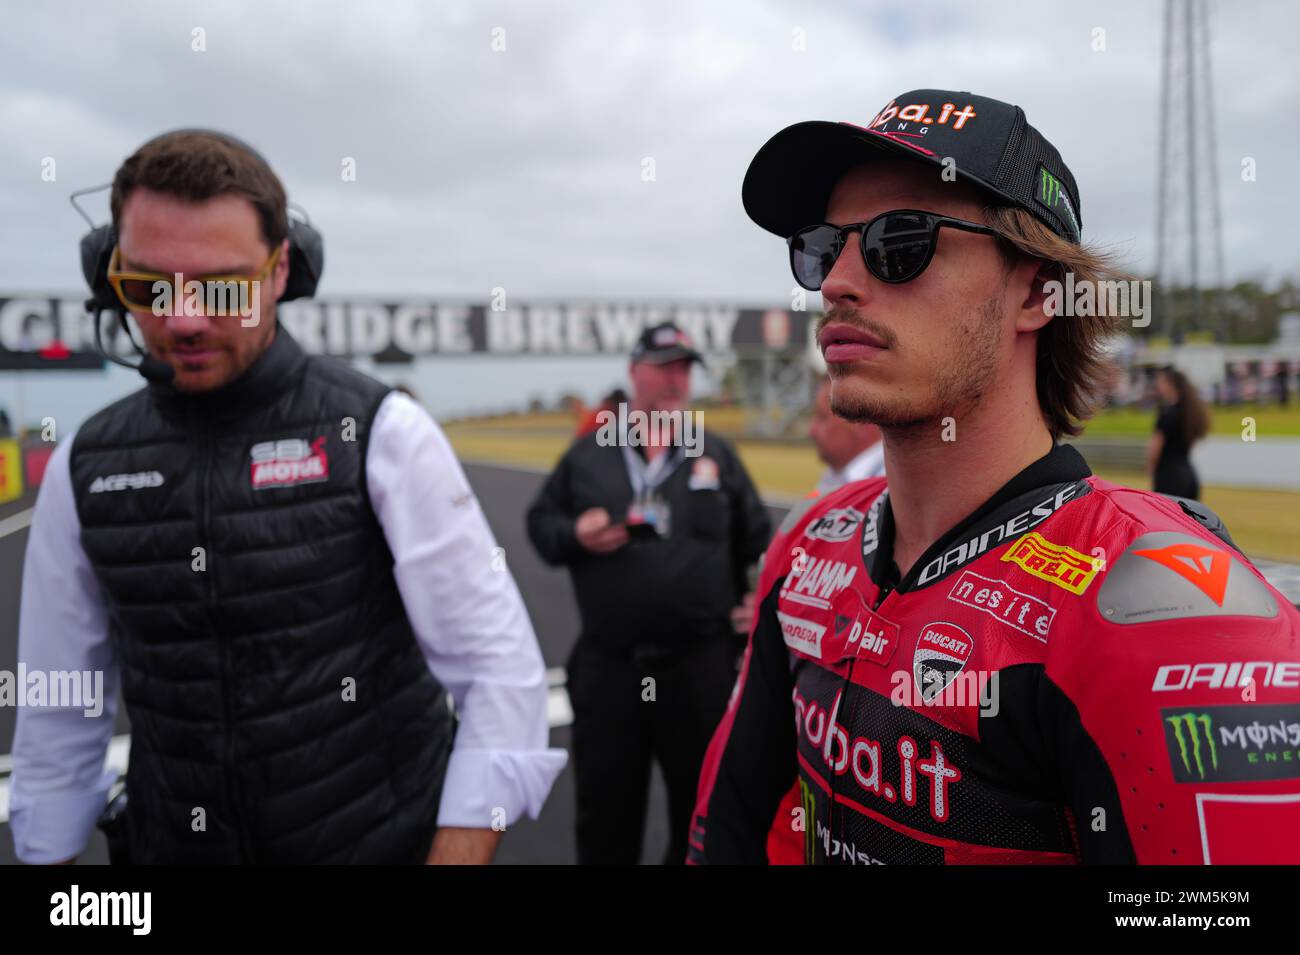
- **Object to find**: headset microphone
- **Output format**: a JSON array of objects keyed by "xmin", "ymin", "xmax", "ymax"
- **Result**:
[
  {"xmin": 87, "ymin": 298, "xmax": 175, "ymax": 383},
  {"xmin": 137, "ymin": 357, "xmax": 176, "ymax": 384},
  {"xmin": 73, "ymin": 197, "xmax": 176, "ymax": 385}
]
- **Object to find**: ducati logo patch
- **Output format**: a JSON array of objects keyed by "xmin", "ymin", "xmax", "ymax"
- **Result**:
[
  {"xmin": 250, "ymin": 437, "xmax": 330, "ymax": 491},
  {"xmin": 912, "ymin": 622, "xmax": 973, "ymax": 703}
]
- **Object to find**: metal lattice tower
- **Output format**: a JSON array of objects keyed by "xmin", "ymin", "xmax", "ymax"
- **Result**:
[{"xmin": 1153, "ymin": 0, "xmax": 1227, "ymax": 343}]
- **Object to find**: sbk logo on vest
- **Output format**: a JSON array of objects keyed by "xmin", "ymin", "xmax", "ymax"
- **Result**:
[{"xmin": 250, "ymin": 437, "xmax": 330, "ymax": 491}]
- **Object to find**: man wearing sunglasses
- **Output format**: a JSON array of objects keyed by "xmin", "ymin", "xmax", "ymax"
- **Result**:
[
  {"xmin": 689, "ymin": 90, "xmax": 1300, "ymax": 864},
  {"xmin": 11, "ymin": 130, "xmax": 564, "ymax": 864}
]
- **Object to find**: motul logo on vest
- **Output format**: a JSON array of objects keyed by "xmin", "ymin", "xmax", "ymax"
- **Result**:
[{"xmin": 250, "ymin": 437, "xmax": 329, "ymax": 491}]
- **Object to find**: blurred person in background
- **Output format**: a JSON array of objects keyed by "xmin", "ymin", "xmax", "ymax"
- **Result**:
[
  {"xmin": 810, "ymin": 375, "xmax": 885, "ymax": 492},
  {"xmin": 728, "ymin": 382, "xmax": 878, "ymax": 649},
  {"xmin": 1148, "ymin": 365, "xmax": 1209, "ymax": 500},
  {"xmin": 574, "ymin": 387, "xmax": 629, "ymax": 436},
  {"xmin": 762, "ymin": 374, "xmax": 887, "ymax": 864},
  {"xmin": 526, "ymin": 321, "xmax": 770, "ymax": 864}
]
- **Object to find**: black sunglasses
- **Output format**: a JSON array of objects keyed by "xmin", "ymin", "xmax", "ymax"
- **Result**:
[{"xmin": 788, "ymin": 209, "xmax": 1000, "ymax": 290}]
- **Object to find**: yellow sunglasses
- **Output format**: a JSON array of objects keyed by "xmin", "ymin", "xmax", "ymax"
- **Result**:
[{"xmin": 107, "ymin": 244, "xmax": 282, "ymax": 317}]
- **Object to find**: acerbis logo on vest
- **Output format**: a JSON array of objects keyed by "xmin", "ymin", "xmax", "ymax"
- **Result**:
[
  {"xmin": 250, "ymin": 437, "xmax": 330, "ymax": 491},
  {"xmin": 88, "ymin": 471, "xmax": 164, "ymax": 493},
  {"xmin": 49, "ymin": 885, "xmax": 150, "ymax": 935}
]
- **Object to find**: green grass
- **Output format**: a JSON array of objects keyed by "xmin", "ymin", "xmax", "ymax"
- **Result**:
[{"xmin": 1081, "ymin": 405, "xmax": 1300, "ymax": 438}]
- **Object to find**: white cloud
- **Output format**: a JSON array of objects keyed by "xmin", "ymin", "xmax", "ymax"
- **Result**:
[{"xmin": 0, "ymin": 0, "xmax": 1295, "ymax": 303}]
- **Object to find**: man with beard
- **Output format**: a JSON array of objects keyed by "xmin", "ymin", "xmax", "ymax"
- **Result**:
[
  {"xmin": 689, "ymin": 90, "xmax": 1300, "ymax": 865},
  {"xmin": 11, "ymin": 130, "xmax": 563, "ymax": 864}
]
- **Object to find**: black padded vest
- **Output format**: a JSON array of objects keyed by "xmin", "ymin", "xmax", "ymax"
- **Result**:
[{"xmin": 70, "ymin": 326, "xmax": 453, "ymax": 863}]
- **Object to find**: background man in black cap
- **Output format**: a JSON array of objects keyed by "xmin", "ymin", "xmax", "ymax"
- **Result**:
[{"xmin": 527, "ymin": 321, "xmax": 771, "ymax": 864}]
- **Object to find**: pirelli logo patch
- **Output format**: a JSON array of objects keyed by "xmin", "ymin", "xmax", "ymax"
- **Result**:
[{"xmin": 1000, "ymin": 531, "xmax": 1098, "ymax": 595}]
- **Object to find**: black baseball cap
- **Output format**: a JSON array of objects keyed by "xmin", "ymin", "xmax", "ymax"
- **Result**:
[
  {"xmin": 742, "ymin": 89, "xmax": 1082, "ymax": 244},
  {"xmin": 631, "ymin": 321, "xmax": 706, "ymax": 366}
]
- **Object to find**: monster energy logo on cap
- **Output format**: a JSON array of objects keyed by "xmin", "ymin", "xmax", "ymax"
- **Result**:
[
  {"xmin": 1036, "ymin": 164, "xmax": 1080, "ymax": 241},
  {"xmin": 1161, "ymin": 704, "xmax": 1300, "ymax": 784}
]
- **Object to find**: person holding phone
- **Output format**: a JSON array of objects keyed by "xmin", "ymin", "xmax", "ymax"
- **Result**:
[{"xmin": 526, "ymin": 322, "xmax": 771, "ymax": 864}]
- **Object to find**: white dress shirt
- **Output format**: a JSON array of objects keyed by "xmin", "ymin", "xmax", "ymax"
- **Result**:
[
  {"xmin": 10, "ymin": 390, "xmax": 566, "ymax": 863},
  {"xmin": 816, "ymin": 441, "xmax": 886, "ymax": 494}
]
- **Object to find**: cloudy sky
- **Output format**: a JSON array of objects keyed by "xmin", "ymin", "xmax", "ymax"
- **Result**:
[{"xmin": 1, "ymin": 0, "xmax": 1297, "ymax": 418}]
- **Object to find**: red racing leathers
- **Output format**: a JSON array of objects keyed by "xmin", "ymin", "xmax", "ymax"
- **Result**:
[{"xmin": 690, "ymin": 444, "xmax": 1300, "ymax": 864}]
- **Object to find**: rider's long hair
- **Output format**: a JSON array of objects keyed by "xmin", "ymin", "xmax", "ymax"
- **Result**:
[{"xmin": 983, "ymin": 206, "xmax": 1129, "ymax": 440}]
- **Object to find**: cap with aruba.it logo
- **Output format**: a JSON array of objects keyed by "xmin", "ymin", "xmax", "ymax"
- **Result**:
[{"xmin": 742, "ymin": 88, "xmax": 1082, "ymax": 245}]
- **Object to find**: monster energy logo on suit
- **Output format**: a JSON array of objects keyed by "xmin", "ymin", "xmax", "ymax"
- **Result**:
[
  {"xmin": 800, "ymin": 778, "xmax": 817, "ymax": 865},
  {"xmin": 1163, "ymin": 704, "xmax": 1300, "ymax": 783}
]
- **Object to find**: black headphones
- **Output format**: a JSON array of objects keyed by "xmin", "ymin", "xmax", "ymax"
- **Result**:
[{"xmin": 73, "ymin": 128, "xmax": 325, "ymax": 382}]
